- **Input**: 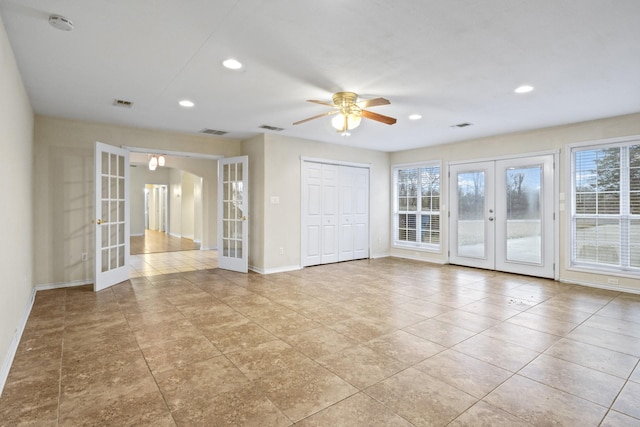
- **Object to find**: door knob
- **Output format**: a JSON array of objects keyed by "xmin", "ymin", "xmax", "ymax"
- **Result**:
[
  {"xmin": 96, "ymin": 219, "xmax": 104, "ymax": 225},
  {"xmin": 488, "ymin": 217, "xmax": 494, "ymax": 221}
]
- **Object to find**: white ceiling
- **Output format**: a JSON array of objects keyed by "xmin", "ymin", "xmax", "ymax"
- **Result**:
[{"xmin": 1, "ymin": 0, "xmax": 639, "ymax": 152}]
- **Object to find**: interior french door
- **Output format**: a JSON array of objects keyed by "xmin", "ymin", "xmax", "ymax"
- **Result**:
[
  {"xmin": 449, "ymin": 154, "xmax": 555, "ymax": 278},
  {"xmin": 218, "ymin": 156, "xmax": 249, "ymax": 273},
  {"xmin": 94, "ymin": 142, "xmax": 130, "ymax": 291}
]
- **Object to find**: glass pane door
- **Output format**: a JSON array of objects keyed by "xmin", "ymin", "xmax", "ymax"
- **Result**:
[
  {"xmin": 449, "ymin": 162, "xmax": 495, "ymax": 270},
  {"xmin": 218, "ymin": 156, "xmax": 248, "ymax": 272},
  {"xmin": 495, "ymin": 155, "xmax": 555, "ymax": 277},
  {"xmin": 94, "ymin": 142, "xmax": 130, "ymax": 291},
  {"xmin": 449, "ymin": 155, "xmax": 555, "ymax": 279}
]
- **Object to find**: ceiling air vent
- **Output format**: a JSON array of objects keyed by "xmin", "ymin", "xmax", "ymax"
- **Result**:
[
  {"xmin": 113, "ymin": 99, "xmax": 134, "ymax": 108},
  {"xmin": 260, "ymin": 125, "xmax": 285, "ymax": 132},
  {"xmin": 200, "ymin": 128, "xmax": 228, "ymax": 136},
  {"xmin": 450, "ymin": 122, "xmax": 473, "ymax": 128}
]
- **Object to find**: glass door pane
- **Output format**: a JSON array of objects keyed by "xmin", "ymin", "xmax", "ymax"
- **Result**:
[
  {"xmin": 505, "ymin": 166, "xmax": 542, "ymax": 264},
  {"xmin": 456, "ymin": 170, "xmax": 486, "ymax": 258}
]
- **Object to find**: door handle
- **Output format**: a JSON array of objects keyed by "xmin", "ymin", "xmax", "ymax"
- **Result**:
[
  {"xmin": 488, "ymin": 217, "xmax": 494, "ymax": 221},
  {"xmin": 96, "ymin": 219, "xmax": 104, "ymax": 225}
]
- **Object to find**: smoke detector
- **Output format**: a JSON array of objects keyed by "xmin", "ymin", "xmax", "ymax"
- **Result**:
[{"xmin": 49, "ymin": 15, "xmax": 74, "ymax": 31}]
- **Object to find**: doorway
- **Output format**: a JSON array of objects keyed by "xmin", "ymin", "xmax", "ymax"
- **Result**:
[
  {"xmin": 448, "ymin": 154, "xmax": 555, "ymax": 278},
  {"xmin": 145, "ymin": 184, "xmax": 168, "ymax": 234}
]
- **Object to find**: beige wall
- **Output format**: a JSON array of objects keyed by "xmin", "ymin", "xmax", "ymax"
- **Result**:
[
  {"xmin": 252, "ymin": 134, "xmax": 390, "ymax": 272},
  {"xmin": 390, "ymin": 112, "xmax": 640, "ymax": 293},
  {"xmin": 33, "ymin": 116, "xmax": 240, "ymax": 286},
  {"xmin": 0, "ymin": 16, "xmax": 34, "ymax": 386}
]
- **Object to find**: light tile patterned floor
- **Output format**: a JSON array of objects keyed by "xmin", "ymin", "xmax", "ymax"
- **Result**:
[{"xmin": 2, "ymin": 258, "xmax": 640, "ymax": 426}]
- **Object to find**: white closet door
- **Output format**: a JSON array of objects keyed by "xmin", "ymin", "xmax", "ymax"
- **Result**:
[
  {"xmin": 302, "ymin": 162, "xmax": 322, "ymax": 266},
  {"xmin": 353, "ymin": 167, "xmax": 370, "ymax": 260},
  {"xmin": 302, "ymin": 161, "xmax": 369, "ymax": 267},
  {"xmin": 321, "ymin": 164, "xmax": 339, "ymax": 263},
  {"xmin": 339, "ymin": 167, "xmax": 355, "ymax": 261},
  {"xmin": 339, "ymin": 166, "xmax": 370, "ymax": 261}
]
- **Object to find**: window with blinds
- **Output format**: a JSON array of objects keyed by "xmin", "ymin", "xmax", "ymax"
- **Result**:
[
  {"xmin": 571, "ymin": 140, "xmax": 640, "ymax": 271},
  {"xmin": 393, "ymin": 163, "xmax": 441, "ymax": 250}
]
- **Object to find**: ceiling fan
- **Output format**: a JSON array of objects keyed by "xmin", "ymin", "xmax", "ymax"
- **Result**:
[{"xmin": 293, "ymin": 92, "xmax": 397, "ymax": 135}]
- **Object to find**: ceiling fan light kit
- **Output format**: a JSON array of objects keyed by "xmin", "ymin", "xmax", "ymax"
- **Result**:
[{"xmin": 293, "ymin": 91, "xmax": 396, "ymax": 135}]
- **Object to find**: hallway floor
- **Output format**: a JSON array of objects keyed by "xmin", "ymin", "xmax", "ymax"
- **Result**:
[
  {"xmin": 129, "ymin": 229, "xmax": 216, "ymax": 278},
  {"xmin": 1, "ymin": 258, "xmax": 639, "ymax": 426},
  {"xmin": 131, "ymin": 230, "xmax": 200, "ymax": 255},
  {"xmin": 129, "ymin": 250, "xmax": 218, "ymax": 278}
]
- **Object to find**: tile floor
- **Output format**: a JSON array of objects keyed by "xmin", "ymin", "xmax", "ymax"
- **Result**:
[
  {"xmin": 129, "ymin": 250, "xmax": 218, "ymax": 278},
  {"xmin": 1, "ymin": 258, "xmax": 640, "ymax": 426}
]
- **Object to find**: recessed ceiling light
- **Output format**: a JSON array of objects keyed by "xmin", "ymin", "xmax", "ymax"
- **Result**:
[
  {"xmin": 409, "ymin": 114, "xmax": 422, "ymax": 120},
  {"xmin": 179, "ymin": 100, "xmax": 195, "ymax": 108},
  {"xmin": 222, "ymin": 58, "xmax": 243, "ymax": 70},
  {"xmin": 515, "ymin": 85, "xmax": 534, "ymax": 94}
]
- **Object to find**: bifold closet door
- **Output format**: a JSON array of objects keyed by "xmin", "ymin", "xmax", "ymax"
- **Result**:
[
  {"xmin": 302, "ymin": 162, "xmax": 369, "ymax": 267},
  {"xmin": 302, "ymin": 162, "xmax": 339, "ymax": 266},
  {"xmin": 339, "ymin": 166, "xmax": 369, "ymax": 261}
]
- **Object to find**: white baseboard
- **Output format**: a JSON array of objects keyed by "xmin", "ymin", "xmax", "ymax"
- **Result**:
[
  {"xmin": 35, "ymin": 279, "xmax": 93, "ymax": 291},
  {"xmin": 559, "ymin": 278, "xmax": 640, "ymax": 295},
  {"xmin": 200, "ymin": 246, "xmax": 217, "ymax": 251},
  {"xmin": 370, "ymin": 252, "xmax": 391, "ymax": 259},
  {"xmin": 249, "ymin": 265, "xmax": 302, "ymax": 275},
  {"xmin": 0, "ymin": 287, "xmax": 36, "ymax": 397},
  {"xmin": 169, "ymin": 232, "xmax": 181, "ymax": 239},
  {"xmin": 130, "ymin": 233, "xmax": 144, "ymax": 237}
]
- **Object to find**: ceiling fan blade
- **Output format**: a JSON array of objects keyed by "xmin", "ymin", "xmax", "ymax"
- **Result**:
[
  {"xmin": 357, "ymin": 97, "xmax": 390, "ymax": 108},
  {"xmin": 307, "ymin": 99, "xmax": 336, "ymax": 107},
  {"xmin": 362, "ymin": 109, "xmax": 397, "ymax": 125},
  {"xmin": 292, "ymin": 110, "xmax": 338, "ymax": 125}
]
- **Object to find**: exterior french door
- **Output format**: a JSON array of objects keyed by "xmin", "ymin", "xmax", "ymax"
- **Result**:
[
  {"xmin": 449, "ymin": 155, "xmax": 555, "ymax": 278},
  {"xmin": 94, "ymin": 142, "xmax": 130, "ymax": 291},
  {"xmin": 218, "ymin": 156, "xmax": 249, "ymax": 273}
]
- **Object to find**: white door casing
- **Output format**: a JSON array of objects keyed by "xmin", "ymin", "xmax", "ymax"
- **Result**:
[
  {"xmin": 218, "ymin": 156, "xmax": 249, "ymax": 273},
  {"xmin": 94, "ymin": 142, "xmax": 130, "ymax": 291}
]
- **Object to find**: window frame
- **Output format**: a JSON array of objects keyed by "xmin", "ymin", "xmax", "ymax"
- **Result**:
[
  {"xmin": 568, "ymin": 136, "xmax": 640, "ymax": 275},
  {"xmin": 392, "ymin": 161, "xmax": 442, "ymax": 252}
]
